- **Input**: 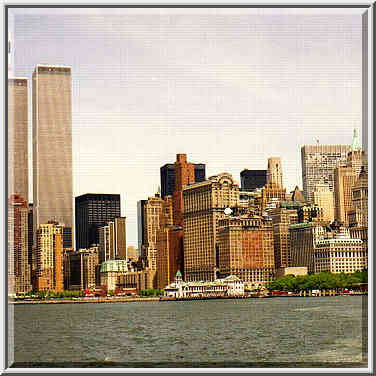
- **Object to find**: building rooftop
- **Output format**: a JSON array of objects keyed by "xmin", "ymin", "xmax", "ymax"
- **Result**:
[
  {"xmin": 289, "ymin": 222, "xmax": 314, "ymax": 229},
  {"xmin": 100, "ymin": 259, "xmax": 128, "ymax": 273}
]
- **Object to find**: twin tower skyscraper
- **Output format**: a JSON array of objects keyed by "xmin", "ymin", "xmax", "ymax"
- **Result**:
[{"xmin": 9, "ymin": 65, "xmax": 73, "ymax": 244}]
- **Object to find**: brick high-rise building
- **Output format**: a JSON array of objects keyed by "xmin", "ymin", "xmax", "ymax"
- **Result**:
[
  {"xmin": 240, "ymin": 169, "xmax": 267, "ymax": 192},
  {"xmin": 33, "ymin": 65, "xmax": 73, "ymax": 245},
  {"xmin": 334, "ymin": 166, "xmax": 358, "ymax": 226},
  {"xmin": 266, "ymin": 157, "xmax": 283, "ymax": 188},
  {"xmin": 160, "ymin": 162, "xmax": 206, "ymax": 199},
  {"xmin": 182, "ymin": 173, "xmax": 240, "ymax": 282},
  {"xmin": 173, "ymin": 154, "xmax": 196, "ymax": 226},
  {"xmin": 8, "ymin": 195, "xmax": 32, "ymax": 294},
  {"xmin": 268, "ymin": 206, "xmax": 299, "ymax": 270},
  {"xmin": 301, "ymin": 144, "xmax": 350, "ymax": 203},
  {"xmin": 138, "ymin": 193, "xmax": 175, "ymax": 288},
  {"xmin": 98, "ymin": 217, "xmax": 126, "ymax": 264},
  {"xmin": 34, "ymin": 221, "xmax": 64, "ymax": 292},
  {"xmin": 8, "ymin": 78, "xmax": 28, "ymax": 204},
  {"xmin": 28, "ymin": 203, "xmax": 33, "ymax": 280},
  {"xmin": 217, "ymin": 215, "xmax": 275, "ymax": 288},
  {"xmin": 141, "ymin": 194, "xmax": 165, "ymax": 271},
  {"xmin": 75, "ymin": 193, "xmax": 121, "ymax": 250},
  {"xmin": 156, "ymin": 196, "xmax": 175, "ymax": 289}
]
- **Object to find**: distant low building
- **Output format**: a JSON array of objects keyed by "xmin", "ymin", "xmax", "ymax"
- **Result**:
[
  {"xmin": 100, "ymin": 259, "xmax": 128, "ymax": 292},
  {"xmin": 117, "ymin": 269, "xmax": 156, "ymax": 292},
  {"xmin": 275, "ymin": 267, "xmax": 308, "ymax": 279},
  {"xmin": 164, "ymin": 272, "xmax": 244, "ymax": 298}
]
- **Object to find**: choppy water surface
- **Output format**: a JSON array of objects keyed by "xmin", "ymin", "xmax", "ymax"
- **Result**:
[{"xmin": 13, "ymin": 296, "xmax": 367, "ymax": 367}]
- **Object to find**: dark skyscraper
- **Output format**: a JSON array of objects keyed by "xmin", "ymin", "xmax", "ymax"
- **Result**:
[
  {"xmin": 240, "ymin": 169, "xmax": 267, "ymax": 191},
  {"xmin": 160, "ymin": 164, "xmax": 175, "ymax": 199},
  {"xmin": 194, "ymin": 163, "xmax": 206, "ymax": 183},
  {"xmin": 160, "ymin": 163, "xmax": 206, "ymax": 199},
  {"xmin": 75, "ymin": 194, "xmax": 121, "ymax": 250},
  {"xmin": 137, "ymin": 199, "xmax": 147, "ymax": 251}
]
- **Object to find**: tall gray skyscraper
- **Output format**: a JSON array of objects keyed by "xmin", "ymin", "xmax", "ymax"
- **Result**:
[
  {"xmin": 32, "ymin": 65, "xmax": 73, "ymax": 241},
  {"xmin": 8, "ymin": 77, "xmax": 28, "ymax": 203},
  {"xmin": 301, "ymin": 144, "xmax": 350, "ymax": 203}
]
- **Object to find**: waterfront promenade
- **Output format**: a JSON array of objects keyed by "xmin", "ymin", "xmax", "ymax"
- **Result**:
[
  {"xmin": 9, "ymin": 297, "xmax": 161, "ymax": 305},
  {"xmin": 9, "ymin": 291, "xmax": 366, "ymax": 304}
]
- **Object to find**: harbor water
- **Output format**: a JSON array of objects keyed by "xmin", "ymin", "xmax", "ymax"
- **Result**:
[{"xmin": 11, "ymin": 295, "xmax": 367, "ymax": 368}]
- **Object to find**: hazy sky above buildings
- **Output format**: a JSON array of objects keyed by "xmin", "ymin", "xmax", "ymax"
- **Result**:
[{"xmin": 9, "ymin": 7, "xmax": 364, "ymax": 247}]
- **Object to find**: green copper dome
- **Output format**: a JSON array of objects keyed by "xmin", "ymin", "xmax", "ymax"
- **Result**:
[{"xmin": 351, "ymin": 129, "xmax": 362, "ymax": 152}]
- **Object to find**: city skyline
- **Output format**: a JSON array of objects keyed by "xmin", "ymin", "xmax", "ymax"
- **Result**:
[{"xmin": 8, "ymin": 7, "xmax": 364, "ymax": 246}]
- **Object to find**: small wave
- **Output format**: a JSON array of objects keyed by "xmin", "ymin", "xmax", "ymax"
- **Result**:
[{"xmin": 293, "ymin": 307, "xmax": 322, "ymax": 312}]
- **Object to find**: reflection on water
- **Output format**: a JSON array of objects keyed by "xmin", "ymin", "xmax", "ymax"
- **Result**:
[{"xmin": 13, "ymin": 296, "xmax": 367, "ymax": 367}]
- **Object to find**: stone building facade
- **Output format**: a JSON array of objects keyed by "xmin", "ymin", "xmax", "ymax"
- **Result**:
[
  {"xmin": 268, "ymin": 206, "xmax": 298, "ymax": 270},
  {"xmin": 65, "ymin": 246, "xmax": 99, "ymax": 290},
  {"xmin": 34, "ymin": 222, "xmax": 64, "ymax": 292},
  {"xmin": 100, "ymin": 259, "xmax": 128, "ymax": 292},
  {"xmin": 173, "ymin": 154, "xmax": 196, "ymax": 226},
  {"xmin": 314, "ymin": 228, "xmax": 366, "ymax": 274},
  {"xmin": 117, "ymin": 269, "xmax": 156, "ymax": 292},
  {"xmin": 334, "ymin": 166, "xmax": 358, "ymax": 226},
  {"xmin": 297, "ymin": 204, "xmax": 325, "ymax": 224},
  {"xmin": 141, "ymin": 194, "xmax": 165, "ymax": 271},
  {"xmin": 348, "ymin": 167, "xmax": 368, "ymax": 252},
  {"xmin": 8, "ymin": 194, "xmax": 32, "ymax": 294},
  {"xmin": 266, "ymin": 157, "xmax": 283, "ymax": 188},
  {"xmin": 261, "ymin": 183, "xmax": 286, "ymax": 211},
  {"xmin": 182, "ymin": 173, "xmax": 240, "ymax": 282},
  {"xmin": 156, "ymin": 196, "xmax": 176, "ymax": 289},
  {"xmin": 312, "ymin": 184, "xmax": 335, "ymax": 223},
  {"xmin": 98, "ymin": 217, "xmax": 126, "ymax": 263},
  {"xmin": 217, "ymin": 215, "xmax": 275, "ymax": 288}
]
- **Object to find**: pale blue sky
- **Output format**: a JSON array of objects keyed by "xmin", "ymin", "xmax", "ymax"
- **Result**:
[{"xmin": 9, "ymin": 7, "xmax": 364, "ymax": 247}]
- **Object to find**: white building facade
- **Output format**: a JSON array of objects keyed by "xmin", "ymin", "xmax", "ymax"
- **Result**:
[
  {"xmin": 164, "ymin": 273, "xmax": 244, "ymax": 298},
  {"xmin": 314, "ymin": 228, "xmax": 366, "ymax": 274}
]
